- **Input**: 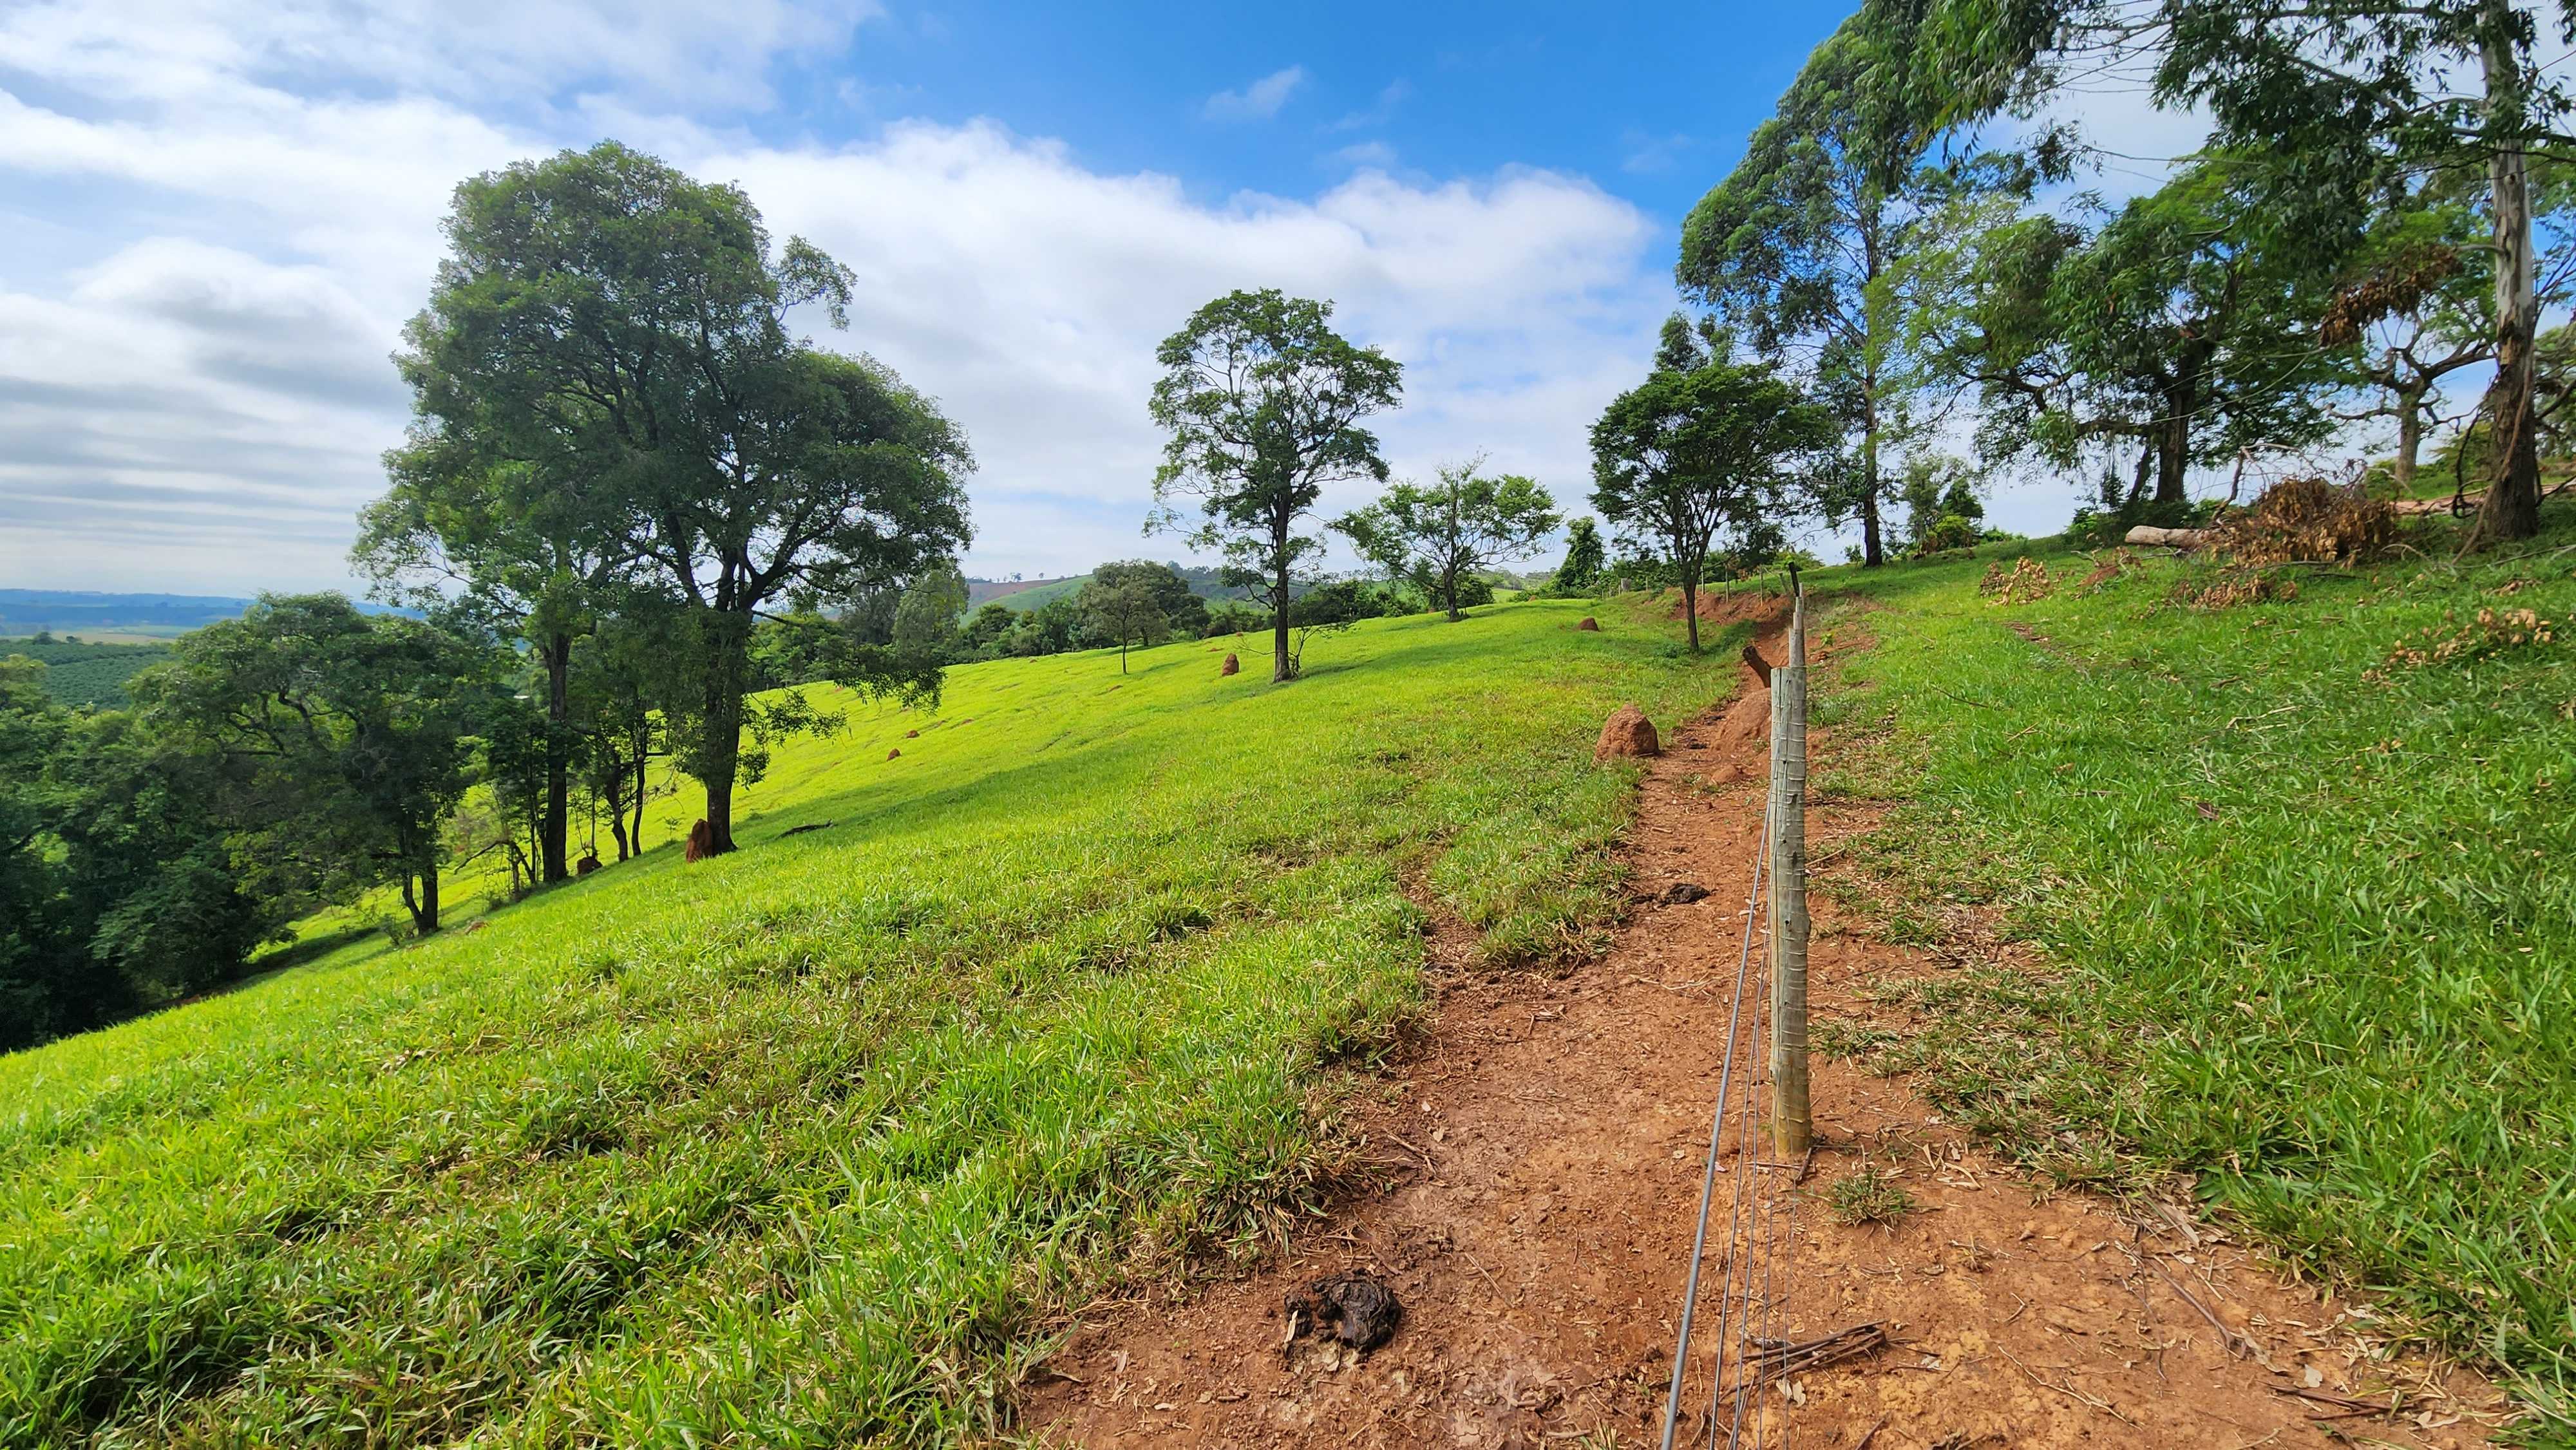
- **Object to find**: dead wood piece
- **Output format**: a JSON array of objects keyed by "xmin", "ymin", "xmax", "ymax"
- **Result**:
[
  {"xmin": 2125, "ymin": 525, "xmax": 2208, "ymax": 549},
  {"xmin": 1716, "ymin": 1321, "xmax": 1889, "ymax": 1397}
]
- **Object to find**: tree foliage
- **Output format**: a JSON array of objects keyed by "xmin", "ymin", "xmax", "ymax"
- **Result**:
[
  {"xmin": 368, "ymin": 144, "xmax": 974, "ymax": 856},
  {"xmin": 1591, "ymin": 357, "xmax": 1837, "ymax": 650},
  {"xmin": 1895, "ymin": 0, "xmax": 2576, "ymax": 541},
  {"xmin": 1679, "ymin": 6, "xmax": 2014, "ymax": 565},
  {"xmin": 1334, "ymin": 459, "xmax": 1558, "ymax": 621},
  {"xmin": 1148, "ymin": 289, "xmax": 1403, "ymax": 683}
]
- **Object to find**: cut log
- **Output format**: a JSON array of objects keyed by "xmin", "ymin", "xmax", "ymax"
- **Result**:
[{"xmin": 2125, "ymin": 525, "xmax": 2208, "ymax": 549}]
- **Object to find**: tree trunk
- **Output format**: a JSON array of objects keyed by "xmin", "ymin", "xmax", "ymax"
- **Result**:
[
  {"xmin": 402, "ymin": 863, "xmax": 440, "ymax": 935},
  {"xmin": 2394, "ymin": 380, "xmax": 2427, "ymax": 493},
  {"xmin": 604, "ymin": 759, "xmax": 632, "ymax": 862},
  {"xmin": 1860, "ymin": 380, "xmax": 1885, "ymax": 567},
  {"xmin": 541, "ymin": 633, "xmax": 571, "ymax": 883},
  {"xmin": 1860, "ymin": 203, "xmax": 1887, "ymax": 568},
  {"xmin": 1680, "ymin": 572, "xmax": 1701, "ymax": 652},
  {"xmin": 699, "ymin": 611, "xmax": 750, "ymax": 855},
  {"xmin": 1119, "ymin": 640, "xmax": 1129, "ymax": 673},
  {"xmin": 2155, "ymin": 410, "xmax": 2190, "ymax": 505},
  {"xmin": 631, "ymin": 748, "xmax": 649, "ymax": 857},
  {"xmin": 2480, "ymin": 2, "xmax": 2544, "ymax": 541},
  {"xmin": 1271, "ymin": 519, "xmax": 1295, "ymax": 683}
]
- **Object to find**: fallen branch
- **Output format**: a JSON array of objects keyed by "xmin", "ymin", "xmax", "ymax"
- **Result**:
[{"xmin": 1712, "ymin": 1321, "xmax": 1889, "ymax": 1397}]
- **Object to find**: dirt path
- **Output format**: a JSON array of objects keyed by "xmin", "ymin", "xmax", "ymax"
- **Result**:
[{"xmin": 1021, "ymin": 630, "xmax": 2505, "ymax": 1449}]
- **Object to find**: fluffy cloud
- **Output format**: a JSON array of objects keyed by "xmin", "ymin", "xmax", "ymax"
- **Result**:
[
  {"xmin": 1202, "ymin": 65, "xmax": 1307, "ymax": 123},
  {"xmin": 0, "ymin": 6, "xmax": 1674, "ymax": 594}
]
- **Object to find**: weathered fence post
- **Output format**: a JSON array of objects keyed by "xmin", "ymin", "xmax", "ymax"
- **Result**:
[{"xmin": 1770, "ymin": 571, "xmax": 1812, "ymax": 1159}]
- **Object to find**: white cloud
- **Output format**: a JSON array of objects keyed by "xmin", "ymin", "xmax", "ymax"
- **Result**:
[
  {"xmin": 1329, "ymin": 79, "xmax": 1410, "ymax": 133},
  {"xmin": 1331, "ymin": 140, "xmax": 1398, "ymax": 169},
  {"xmin": 1202, "ymin": 64, "xmax": 1306, "ymax": 122},
  {"xmin": 0, "ymin": 10, "xmax": 1673, "ymax": 593}
]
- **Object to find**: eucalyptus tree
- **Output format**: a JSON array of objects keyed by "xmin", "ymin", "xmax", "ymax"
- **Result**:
[
  {"xmin": 1590, "ymin": 358, "xmax": 1837, "ymax": 651},
  {"xmin": 1334, "ymin": 458, "xmax": 1558, "ymax": 622},
  {"xmin": 1148, "ymin": 289, "xmax": 1403, "ymax": 682},
  {"xmin": 1899, "ymin": 0, "xmax": 2576, "ymax": 541},
  {"xmin": 1678, "ymin": 5, "xmax": 1993, "ymax": 565}
]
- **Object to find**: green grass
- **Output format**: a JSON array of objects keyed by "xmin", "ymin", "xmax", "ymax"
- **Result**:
[
  {"xmin": 1802, "ymin": 519, "xmax": 2576, "ymax": 1437},
  {"xmin": 0, "ymin": 598, "xmax": 1738, "ymax": 1448},
  {"xmin": 1824, "ymin": 1165, "xmax": 1917, "ymax": 1228}
]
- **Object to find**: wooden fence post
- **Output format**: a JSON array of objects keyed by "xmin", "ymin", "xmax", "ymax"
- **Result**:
[{"xmin": 1770, "ymin": 573, "xmax": 1812, "ymax": 1159}]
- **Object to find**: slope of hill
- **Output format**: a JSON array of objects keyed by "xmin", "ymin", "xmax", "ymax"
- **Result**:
[
  {"xmin": 0, "ymin": 636, "xmax": 172, "ymax": 708},
  {"xmin": 961, "ymin": 575, "xmax": 1078, "ymax": 607},
  {"xmin": 972, "ymin": 565, "xmax": 1274, "ymax": 614},
  {"xmin": 0, "ymin": 598, "xmax": 1738, "ymax": 1447},
  {"xmin": 1805, "ymin": 519, "xmax": 2576, "ymax": 1424}
]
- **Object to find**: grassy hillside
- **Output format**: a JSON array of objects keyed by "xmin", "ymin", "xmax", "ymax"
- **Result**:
[
  {"xmin": 0, "ymin": 636, "xmax": 173, "ymax": 708},
  {"xmin": 1806, "ymin": 520, "xmax": 2576, "ymax": 1432},
  {"xmin": 0, "ymin": 598, "xmax": 1738, "ymax": 1447}
]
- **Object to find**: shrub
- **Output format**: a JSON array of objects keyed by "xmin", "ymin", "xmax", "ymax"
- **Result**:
[{"xmin": 2204, "ymin": 476, "xmax": 2400, "ymax": 566}]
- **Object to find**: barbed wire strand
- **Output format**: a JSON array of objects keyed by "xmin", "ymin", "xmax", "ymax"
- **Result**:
[{"xmin": 1658, "ymin": 793, "xmax": 1774, "ymax": 1450}]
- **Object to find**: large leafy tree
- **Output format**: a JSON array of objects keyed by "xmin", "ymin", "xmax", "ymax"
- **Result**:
[
  {"xmin": 645, "ymin": 345, "xmax": 972, "ymax": 855},
  {"xmin": 1086, "ymin": 560, "xmax": 1210, "ymax": 639},
  {"xmin": 357, "ymin": 143, "xmax": 759, "ymax": 882},
  {"xmin": 1591, "ymin": 357, "xmax": 1837, "ymax": 651},
  {"xmin": 1077, "ymin": 573, "xmax": 1171, "ymax": 672},
  {"xmin": 1900, "ymin": 0, "xmax": 2576, "ymax": 541},
  {"xmin": 135, "ymin": 596, "xmax": 511, "ymax": 936},
  {"xmin": 366, "ymin": 144, "xmax": 974, "ymax": 858},
  {"xmin": 1678, "ymin": 5, "xmax": 1991, "ymax": 565},
  {"xmin": 1334, "ymin": 459, "xmax": 1559, "ymax": 622},
  {"xmin": 1148, "ymin": 289, "xmax": 1403, "ymax": 682},
  {"xmin": 1900, "ymin": 157, "xmax": 2344, "ymax": 502}
]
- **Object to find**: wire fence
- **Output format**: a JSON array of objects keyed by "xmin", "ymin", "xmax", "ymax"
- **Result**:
[{"xmin": 1660, "ymin": 574, "xmax": 1810, "ymax": 1450}]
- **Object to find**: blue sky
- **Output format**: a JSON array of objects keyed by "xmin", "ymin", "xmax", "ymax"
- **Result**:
[{"xmin": 0, "ymin": 0, "xmax": 2181, "ymax": 596}]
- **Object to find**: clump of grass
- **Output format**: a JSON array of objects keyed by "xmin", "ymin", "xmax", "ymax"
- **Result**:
[
  {"xmin": 1825, "ymin": 1167, "xmax": 1917, "ymax": 1227},
  {"xmin": 1811, "ymin": 1018, "xmax": 1899, "ymax": 1068}
]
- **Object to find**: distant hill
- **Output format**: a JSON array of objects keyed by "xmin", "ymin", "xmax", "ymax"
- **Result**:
[
  {"xmin": 965, "ymin": 565, "xmax": 1274, "ymax": 615},
  {"xmin": 0, "ymin": 634, "xmax": 173, "ymax": 708},
  {"xmin": 0, "ymin": 590, "xmax": 412, "ymax": 641},
  {"xmin": 0, "ymin": 589, "xmax": 255, "ymax": 637},
  {"xmin": 964, "ymin": 576, "xmax": 1079, "ymax": 607}
]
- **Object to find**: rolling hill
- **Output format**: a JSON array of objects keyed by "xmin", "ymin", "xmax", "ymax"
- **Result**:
[{"xmin": 0, "ymin": 596, "xmax": 1737, "ymax": 1446}]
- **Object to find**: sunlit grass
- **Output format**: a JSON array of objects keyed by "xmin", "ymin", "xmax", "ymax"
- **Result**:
[
  {"xmin": 1805, "ymin": 518, "xmax": 2576, "ymax": 1435},
  {"xmin": 0, "ymin": 597, "xmax": 1737, "ymax": 1447}
]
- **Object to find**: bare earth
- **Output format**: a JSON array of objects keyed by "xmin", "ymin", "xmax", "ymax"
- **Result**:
[{"xmin": 1023, "ymin": 623, "xmax": 2507, "ymax": 1449}]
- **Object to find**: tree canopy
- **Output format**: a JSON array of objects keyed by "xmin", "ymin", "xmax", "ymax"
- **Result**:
[
  {"xmin": 1335, "ymin": 460, "xmax": 1558, "ymax": 622},
  {"xmin": 1148, "ymin": 288, "xmax": 1403, "ymax": 682},
  {"xmin": 1591, "ymin": 356, "xmax": 1837, "ymax": 650}
]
